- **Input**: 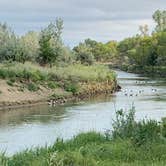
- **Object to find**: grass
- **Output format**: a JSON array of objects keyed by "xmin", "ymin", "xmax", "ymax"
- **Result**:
[
  {"xmin": 1, "ymin": 108, "xmax": 166, "ymax": 166},
  {"xmin": 0, "ymin": 62, "xmax": 116, "ymax": 82},
  {"xmin": 0, "ymin": 62, "xmax": 116, "ymax": 93}
]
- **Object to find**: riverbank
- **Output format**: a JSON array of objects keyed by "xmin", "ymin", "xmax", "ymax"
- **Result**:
[
  {"xmin": 1, "ymin": 108, "xmax": 166, "ymax": 166},
  {"xmin": 0, "ymin": 62, "xmax": 119, "ymax": 109},
  {"xmin": 109, "ymin": 63, "xmax": 166, "ymax": 77}
]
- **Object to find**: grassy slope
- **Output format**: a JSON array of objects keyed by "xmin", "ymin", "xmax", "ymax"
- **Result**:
[{"xmin": 0, "ymin": 62, "xmax": 117, "ymax": 106}]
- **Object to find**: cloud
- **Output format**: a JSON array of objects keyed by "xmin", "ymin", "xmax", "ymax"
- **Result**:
[{"xmin": 0, "ymin": 0, "xmax": 165, "ymax": 46}]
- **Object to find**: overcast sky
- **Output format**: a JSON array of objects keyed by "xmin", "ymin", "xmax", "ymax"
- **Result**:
[{"xmin": 0, "ymin": 0, "xmax": 165, "ymax": 46}]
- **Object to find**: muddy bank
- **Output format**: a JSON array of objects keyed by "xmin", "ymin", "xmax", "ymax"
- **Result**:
[
  {"xmin": 48, "ymin": 80, "xmax": 120, "ymax": 105},
  {"xmin": 0, "ymin": 80, "xmax": 120, "ymax": 110}
]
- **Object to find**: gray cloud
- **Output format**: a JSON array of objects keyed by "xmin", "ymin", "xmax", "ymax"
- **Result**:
[{"xmin": 0, "ymin": 0, "xmax": 165, "ymax": 46}]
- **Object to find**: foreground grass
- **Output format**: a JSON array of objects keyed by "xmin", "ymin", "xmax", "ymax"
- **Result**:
[
  {"xmin": 1, "ymin": 132, "xmax": 166, "ymax": 166},
  {"xmin": 1, "ymin": 108, "xmax": 166, "ymax": 166}
]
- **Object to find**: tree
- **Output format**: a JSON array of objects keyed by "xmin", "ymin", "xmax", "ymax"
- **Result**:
[
  {"xmin": 73, "ymin": 43, "xmax": 95, "ymax": 65},
  {"xmin": 155, "ymin": 31, "xmax": 166, "ymax": 65},
  {"xmin": 153, "ymin": 10, "xmax": 166, "ymax": 32},
  {"xmin": 37, "ymin": 18, "xmax": 63, "ymax": 66},
  {"xmin": 20, "ymin": 31, "xmax": 39, "ymax": 62}
]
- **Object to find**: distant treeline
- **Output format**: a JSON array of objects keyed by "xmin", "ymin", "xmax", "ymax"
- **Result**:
[
  {"xmin": 0, "ymin": 10, "xmax": 165, "ymax": 73},
  {"xmin": 74, "ymin": 10, "xmax": 166, "ymax": 76}
]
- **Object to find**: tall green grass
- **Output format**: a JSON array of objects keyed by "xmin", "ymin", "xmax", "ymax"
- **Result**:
[
  {"xmin": 1, "ymin": 108, "xmax": 166, "ymax": 166},
  {"xmin": 0, "ymin": 62, "xmax": 115, "ymax": 83}
]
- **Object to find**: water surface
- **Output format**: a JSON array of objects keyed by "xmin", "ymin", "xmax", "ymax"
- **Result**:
[{"xmin": 0, "ymin": 70, "xmax": 165, "ymax": 155}]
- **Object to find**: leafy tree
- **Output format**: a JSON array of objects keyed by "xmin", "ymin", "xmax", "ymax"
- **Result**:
[
  {"xmin": 155, "ymin": 31, "xmax": 166, "ymax": 65},
  {"xmin": 74, "ymin": 43, "xmax": 95, "ymax": 65},
  {"xmin": 153, "ymin": 10, "xmax": 166, "ymax": 32},
  {"xmin": 20, "ymin": 31, "xmax": 39, "ymax": 62},
  {"xmin": 37, "ymin": 19, "xmax": 63, "ymax": 66}
]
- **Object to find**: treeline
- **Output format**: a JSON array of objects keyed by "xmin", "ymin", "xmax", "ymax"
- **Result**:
[
  {"xmin": 0, "ymin": 19, "xmax": 118, "ymax": 66},
  {"xmin": 73, "ymin": 10, "xmax": 166, "ymax": 75},
  {"xmin": 117, "ymin": 10, "xmax": 166, "ymax": 75},
  {"xmin": 0, "ymin": 19, "xmax": 75, "ymax": 67},
  {"xmin": 0, "ymin": 10, "xmax": 165, "ymax": 74}
]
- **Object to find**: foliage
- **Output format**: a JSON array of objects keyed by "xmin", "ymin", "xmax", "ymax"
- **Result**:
[
  {"xmin": 73, "ymin": 39, "xmax": 118, "ymax": 63},
  {"xmin": 112, "ymin": 107, "xmax": 135, "ymax": 139},
  {"xmin": 115, "ymin": 10, "xmax": 166, "ymax": 76},
  {"xmin": 0, "ymin": 62, "xmax": 115, "ymax": 93},
  {"xmin": 73, "ymin": 42, "xmax": 95, "ymax": 65},
  {"xmin": 153, "ymin": 10, "xmax": 166, "ymax": 32},
  {"xmin": 37, "ymin": 19, "xmax": 63, "ymax": 66},
  {"xmin": 20, "ymin": 31, "xmax": 39, "ymax": 62}
]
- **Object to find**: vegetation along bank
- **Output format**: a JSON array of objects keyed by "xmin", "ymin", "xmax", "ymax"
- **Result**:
[
  {"xmin": 0, "ymin": 18, "xmax": 119, "ymax": 109},
  {"xmin": 1, "ymin": 107, "xmax": 166, "ymax": 165},
  {"xmin": 0, "ymin": 62, "xmax": 119, "ymax": 109}
]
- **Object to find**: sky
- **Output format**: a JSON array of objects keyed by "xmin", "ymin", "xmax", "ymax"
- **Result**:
[{"xmin": 0, "ymin": 0, "xmax": 165, "ymax": 47}]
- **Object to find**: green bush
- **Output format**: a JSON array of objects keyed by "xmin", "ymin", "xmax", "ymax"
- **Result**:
[
  {"xmin": 112, "ymin": 107, "xmax": 135, "ymax": 139},
  {"xmin": 112, "ymin": 107, "xmax": 161, "ymax": 146},
  {"xmin": 133, "ymin": 120, "xmax": 160, "ymax": 146},
  {"xmin": 47, "ymin": 81, "xmax": 57, "ymax": 89}
]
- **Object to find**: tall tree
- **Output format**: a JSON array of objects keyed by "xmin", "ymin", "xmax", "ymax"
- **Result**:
[
  {"xmin": 38, "ymin": 18, "xmax": 63, "ymax": 66},
  {"xmin": 153, "ymin": 10, "xmax": 166, "ymax": 32}
]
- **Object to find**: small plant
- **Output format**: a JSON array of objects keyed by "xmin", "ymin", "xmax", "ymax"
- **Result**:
[
  {"xmin": 47, "ymin": 81, "xmax": 57, "ymax": 89},
  {"xmin": 132, "ymin": 119, "xmax": 160, "ymax": 146},
  {"xmin": 64, "ymin": 81, "xmax": 79, "ymax": 94},
  {"xmin": 6, "ymin": 80, "xmax": 15, "ymax": 86},
  {"xmin": 112, "ymin": 107, "xmax": 136, "ymax": 139},
  {"xmin": 27, "ymin": 82, "xmax": 39, "ymax": 91}
]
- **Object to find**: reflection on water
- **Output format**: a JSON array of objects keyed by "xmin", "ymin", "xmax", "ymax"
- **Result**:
[{"xmin": 0, "ymin": 70, "xmax": 165, "ymax": 155}]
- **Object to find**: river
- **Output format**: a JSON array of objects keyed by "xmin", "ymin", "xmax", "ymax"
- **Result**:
[{"xmin": 0, "ymin": 70, "xmax": 165, "ymax": 155}]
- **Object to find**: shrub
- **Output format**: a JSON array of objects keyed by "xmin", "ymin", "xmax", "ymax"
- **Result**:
[
  {"xmin": 64, "ymin": 81, "xmax": 79, "ymax": 94},
  {"xmin": 112, "ymin": 107, "xmax": 161, "ymax": 146},
  {"xmin": 112, "ymin": 107, "xmax": 136, "ymax": 139},
  {"xmin": 47, "ymin": 81, "xmax": 57, "ymax": 89},
  {"xmin": 133, "ymin": 119, "xmax": 160, "ymax": 146}
]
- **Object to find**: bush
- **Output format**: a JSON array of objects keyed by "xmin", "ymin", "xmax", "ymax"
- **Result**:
[
  {"xmin": 133, "ymin": 120, "xmax": 160, "ymax": 146},
  {"xmin": 112, "ymin": 107, "xmax": 136, "ymax": 139},
  {"xmin": 112, "ymin": 107, "xmax": 161, "ymax": 146},
  {"xmin": 47, "ymin": 81, "xmax": 57, "ymax": 89}
]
